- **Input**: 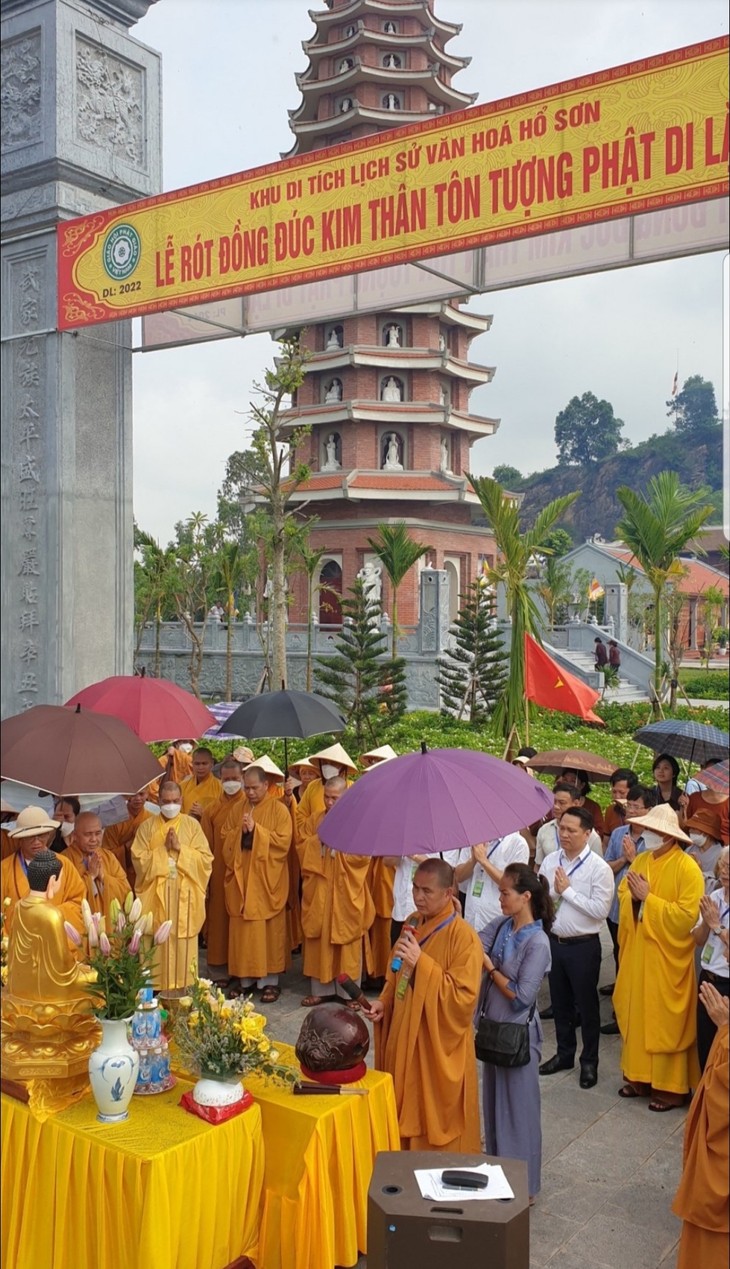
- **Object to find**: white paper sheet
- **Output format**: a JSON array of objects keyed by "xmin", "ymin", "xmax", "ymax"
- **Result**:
[{"xmin": 414, "ymin": 1163, "xmax": 515, "ymax": 1202}]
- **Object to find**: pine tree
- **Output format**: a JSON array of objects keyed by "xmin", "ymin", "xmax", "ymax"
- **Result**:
[
  {"xmin": 436, "ymin": 582, "xmax": 508, "ymax": 722},
  {"xmin": 314, "ymin": 579, "xmax": 389, "ymax": 746},
  {"xmin": 380, "ymin": 655, "xmax": 408, "ymax": 723}
]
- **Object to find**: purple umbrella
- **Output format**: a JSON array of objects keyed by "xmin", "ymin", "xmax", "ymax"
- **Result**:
[{"xmin": 318, "ymin": 745, "xmax": 553, "ymax": 856}]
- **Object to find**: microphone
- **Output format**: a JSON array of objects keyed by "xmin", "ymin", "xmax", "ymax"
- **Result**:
[
  {"xmin": 336, "ymin": 974, "xmax": 371, "ymax": 1010},
  {"xmin": 391, "ymin": 915, "xmax": 419, "ymax": 973}
]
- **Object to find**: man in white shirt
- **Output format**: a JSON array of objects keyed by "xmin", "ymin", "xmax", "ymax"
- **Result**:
[
  {"xmin": 538, "ymin": 805, "xmax": 614, "ymax": 1089},
  {"xmin": 454, "ymin": 833, "xmax": 530, "ymax": 933},
  {"xmin": 534, "ymin": 784, "xmax": 603, "ymax": 870}
]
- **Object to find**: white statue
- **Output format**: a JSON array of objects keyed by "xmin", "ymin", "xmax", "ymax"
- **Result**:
[
  {"xmin": 440, "ymin": 384, "xmax": 449, "ymax": 407},
  {"xmin": 384, "ymin": 21, "xmax": 397, "ymax": 34},
  {"xmin": 340, "ymin": 98, "xmax": 353, "ymax": 114},
  {"xmin": 357, "ymin": 561, "xmax": 382, "ymax": 619},
  {"xmin": 325, "ymin": 378, "xmax": 342, "ymax": 403},
  {"xmin": 384, "ymin": 53, "xmax": 400, "ymax": 69},
  {"xmin": 438, "ymin": 332, "xmax": 447, "ymax": 352},
  {"xmin": 382, "ymin": 376, "xmax": 402, "ymax": 403},
  {"xmin": 440, "ymin": 436, "xmax": 450, "ymax": 472},
  {"xmin": 326, "ymin": 327, "xmax": 342, "ymax": 349},
  {"xmin": 384, "ymin": 93, "xmax": 400, "ymax": 110},
  {"xmin": 383, "ymin": 432, "xmax": 403, "ymax": 471},
  {"xmin": 339, "ymin": 58, "xmax": 353, "ymax": 73},
  {"xmin": 322, "ymin": 433, "xmax": 340, "ymax": 471},
  {"xmin": 385, "ymin": 324, "xmax": 401, "ymax": 348}
]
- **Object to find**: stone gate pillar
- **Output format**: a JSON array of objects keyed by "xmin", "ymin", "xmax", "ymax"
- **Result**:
[{"xmin": 1, "ymin": 0, "xmax": 161, "ymax": 716}]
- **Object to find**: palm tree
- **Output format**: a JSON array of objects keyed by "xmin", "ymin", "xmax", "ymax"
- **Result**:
[
  {"xmin": 468, "ymin": 477, "xmax": 579, "ymax": 739},
  {"xmin": 616, "ymin": 472, "xmax": 714, "ymax": 708},
  {"xmin": 366, "ymin": 522, "xmax": 432, "ymax": 659},
  {"xmin": 210, "ymin": 539, "xmax": 247, "ymax": 701}
]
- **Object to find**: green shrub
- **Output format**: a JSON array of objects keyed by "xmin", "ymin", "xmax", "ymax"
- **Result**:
[{"xmin": 678, "ymin": 669, "xmax": 729, "ymax": 700}]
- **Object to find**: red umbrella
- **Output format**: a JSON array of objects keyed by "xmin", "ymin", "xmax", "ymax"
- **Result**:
[
  {"xmin": 65, "ymin": 675, "xmax": 216, "ymax": 743},
  {"xmin": 1, "ymin": 705, "xmax": 163, "ymax": 798}
]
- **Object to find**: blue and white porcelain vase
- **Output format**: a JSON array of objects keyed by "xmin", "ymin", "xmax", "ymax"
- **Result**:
[{"xmin": 88, "ymin": 1018, "xmax": 139, "ymax": 1123}]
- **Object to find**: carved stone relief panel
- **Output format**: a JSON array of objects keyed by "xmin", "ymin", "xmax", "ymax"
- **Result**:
[
  {"xmin": 75, "ymin": 35, "xmax": 144, "ymax": 165},
  {"xmin": 1, "ymin": 30, "xmax": 42, "ymax": 150}
]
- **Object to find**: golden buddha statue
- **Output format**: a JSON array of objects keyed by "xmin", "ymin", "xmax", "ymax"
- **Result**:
[{"xmin": 1, "ymin": 850, "xmax": 99, "ymax": 1101}]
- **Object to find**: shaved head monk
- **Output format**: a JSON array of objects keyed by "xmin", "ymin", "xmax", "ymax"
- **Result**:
[
  {"xmin": 368, "ymin": 857, "xmax": 484, "ymax": 1152},
  {"xmin": 180, "ymin": 748, "xmax": 222, "ymax": 821},
  {"xmin": 65, "ymin": 811, "xmax": 131, "ymax": 921}
]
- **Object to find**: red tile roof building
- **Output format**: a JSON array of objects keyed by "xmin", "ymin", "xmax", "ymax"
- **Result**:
[{"xmin": 281, "ymin": 0, "xmax": 499, "ymax": 626}]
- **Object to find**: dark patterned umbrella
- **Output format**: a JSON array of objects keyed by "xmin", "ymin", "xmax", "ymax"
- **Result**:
[
  {"xmin": 699, "ymin": 759, "xmax": 729, "ymax": 794},
  {"xmin": 633, "ymin": 719, "xmax": 729, "ymax": 766}
]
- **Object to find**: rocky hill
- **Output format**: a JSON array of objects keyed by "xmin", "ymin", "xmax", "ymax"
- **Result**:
[{"xmin": 514, "ymin": 424, "xmax": 722, "ymax": 541}]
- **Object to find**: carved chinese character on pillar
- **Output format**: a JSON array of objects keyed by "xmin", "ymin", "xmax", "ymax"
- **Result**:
[{"xmin": 12, "ymin": 265, "xmax": 45, "ymax": 709}]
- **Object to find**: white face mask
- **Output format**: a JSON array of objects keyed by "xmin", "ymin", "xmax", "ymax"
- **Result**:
[
  {"xmin": 642, "ymin": 830, "xmax": 666, "ymax": 853},
  {"xmin": 689, "ymin": 831, "xmax": 707, "ymax": 847},
  {"xmin": 222, "ymin": 781, "xmax": 241, "ymax": 796},
  {"xmin": 59, "ymin": 821, "xmax": 75, "ymax": 838},
  {"xmin": 320, "ymin": 762, "xmax": 340, "ymax": 780},
  {"xmin": 160, "ymin": 803, "xmax": 181, "ymax": 820},
  {"xmin": 144, "ymin": 801, "xmax": 161, "ymax": 816},
  {"xmin": 178, "ymin": 743, "xmax": 194, "ymax": 754}
]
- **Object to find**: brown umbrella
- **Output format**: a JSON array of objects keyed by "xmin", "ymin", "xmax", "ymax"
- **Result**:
[
  {"xmin": 0, "ymin": 704, "xmax": 162, "ymax": 799},
  {"xmin": 526, "ymin": 749, "xmax": 616, "ymax": 782}
]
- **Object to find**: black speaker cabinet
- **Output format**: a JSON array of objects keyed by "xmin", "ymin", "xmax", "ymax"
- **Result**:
[{"xmin": 367, "ymin": 1152, "xmax": 529, "ymax": 1268}]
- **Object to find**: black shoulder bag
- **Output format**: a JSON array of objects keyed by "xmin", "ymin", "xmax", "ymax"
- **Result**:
[{"xmin": 475, "ymin": 921, "xmax": 535, "ymax": 1068}]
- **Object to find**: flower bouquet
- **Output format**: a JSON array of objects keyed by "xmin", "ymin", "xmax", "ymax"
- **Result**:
[{"xmin": 173, "ymin": 974, "xmax": 297, "ymax": 1123}]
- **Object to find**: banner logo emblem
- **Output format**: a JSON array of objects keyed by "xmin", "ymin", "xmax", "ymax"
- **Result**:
[{"xmin": 103, "ymin": 224, "xmax": 141, "ymax": 280}]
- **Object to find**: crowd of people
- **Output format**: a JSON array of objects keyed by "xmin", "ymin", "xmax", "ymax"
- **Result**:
[{"xmin": 1, "ymin": 737, "xmax": 727, "ymax": 1235}]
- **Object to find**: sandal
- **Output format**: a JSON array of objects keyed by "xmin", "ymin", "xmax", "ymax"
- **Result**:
[
  {"xmin": 648, "ymin": 1098, "xmax": 681, "ymax": 1112},
  {"xmin": 618, "ymin": 1083, "xmax": 645, "ymax": 1099},
  {"xmin": 259, "ymin": 986, "xmax": 281, "ymax": 1004},
  {"xmin": 300, "ymin": 994, "xmax": 338, "ymax": 1007}
]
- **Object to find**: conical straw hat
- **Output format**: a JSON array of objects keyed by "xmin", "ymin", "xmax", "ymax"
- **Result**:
[
  {"xmin": 288, "ymin": 755, "xmax": 319, "ymax": 775},
  {"xmin": 628, "ymin": 803, "xmax": 692, "ymax": 845},
  {"xmin": 360, "ymin": 745, "xmax": 398, "ymax": 766},
  {"xmin": 310, "ymin": 742, "xmax": 358, "ymax": 775},
  {"xmin": 249, "ymin": 754, "xmax": 284, "ymax": 781}
]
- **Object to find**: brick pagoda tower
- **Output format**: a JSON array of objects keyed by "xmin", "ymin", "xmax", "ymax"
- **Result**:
[{"xmin": 283, "ymin": 0, "xmax": 499, "ymax": 628}]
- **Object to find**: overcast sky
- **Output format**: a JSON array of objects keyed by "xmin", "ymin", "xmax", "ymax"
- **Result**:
[{"xmin": 131, "ymin": 0, "xmax": 728, "ymax": 543}]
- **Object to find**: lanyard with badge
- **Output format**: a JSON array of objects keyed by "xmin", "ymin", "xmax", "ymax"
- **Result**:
[
  {"xmin": 701, "ymin": 902, "xmax": 730, "ymax": 964},
  {"xmin": 472, "ymin": 840, "xmax": 502, "ymax": 898},
  {"xmin": 553, "ymin": 849, "xmax": 587, "ymax": 912}
]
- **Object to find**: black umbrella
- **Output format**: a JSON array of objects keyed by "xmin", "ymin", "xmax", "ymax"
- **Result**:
[
  {"xmin": 216, "ymin": 690, "xmax": 346, "ymax": 768},
  {"xmin": 633, "ymin": 719, "xmax": 729, "ymax": 767}
]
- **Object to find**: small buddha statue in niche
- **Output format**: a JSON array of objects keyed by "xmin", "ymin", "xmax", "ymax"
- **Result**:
[
  {"xmin": 325, "ymin": 378, "xmax": 342, "ymax": 403},
  {"xmin": 1, "ymin": 850, "xmax": 99, "ymax": 1087}
]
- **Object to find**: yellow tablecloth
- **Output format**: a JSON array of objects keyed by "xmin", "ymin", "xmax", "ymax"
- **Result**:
[
  {"xmin": 247, "ymin": 1047, "xmax": 400, "ymax": 1269},
  {"xmin": 1, "ymin": 1081, "xmax": 264, "ymax": 1269}
]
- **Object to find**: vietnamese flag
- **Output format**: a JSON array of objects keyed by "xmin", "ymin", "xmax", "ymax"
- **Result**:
[{"xmin": 524, "ymin": 633, "xmax": 604, "ymax": 725}]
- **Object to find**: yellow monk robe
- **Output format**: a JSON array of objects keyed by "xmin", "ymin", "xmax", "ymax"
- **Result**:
[
  {"xmin": 63, "ymin": 841, "xmax": 131, "ymax": 921},
  {"xmin": 131, "ymin": 812, "xmax": 212, "ymax": 991},
  {"xmin": 1, "ymin": 851, "xmax": 85, "ymax": 939},
  {"xmin": 147, "ymin": 748, "xmax": 194, "ymax": 804},
  {"xmin": 200, "ymin": 790, "xmax": 245, "ymax": 967},
  {"xmin": 299, "ymin": 813, "xmax": 374, "ymax": 984},
  {"xmin": 221, "ymin": 796, "xmax": 293, "ymax": 979},
  {"xmin": 673, "ymin": 1024, "xmax": 730, "ymax": 1269},
  {"xmin": 180, "ymin": 772, "xmax": 223, "ymax": 817},
  {"xmin": 281, "ymin": 795, "xmax": 303, "ymax": 952},
  {"xmin": 102, "ymin": 809, "xmax": 151, "ymax": 890},
  {"xmin": 364, "ymin": 857, "xmax": 396, "ymax": 979},
  {"xmin": 614, "ymin": 844, "xmax": 704, "ymax": 1095},
  {"xmin": 296, "ymin": 778, "xmax": 353, "ymax": 834},
  {"xmin": 375, "ymin": 898, "xmax": 483, "ymax": 1153}
]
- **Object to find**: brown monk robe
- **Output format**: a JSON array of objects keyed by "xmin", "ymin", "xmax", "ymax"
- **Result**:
[
  {"xmin": 200, "ymin": 759, "xmax": 246, "ymax": 973},
  {"xmin": 673, "ymin": 985, "xmax": 730, "ymax": 1269},
  {"xmin": 370, "ymin": 858, "xmax": 483, "ymax": 1152},
  {"xmin": 64, "ymin": 812, "xmax": 131, "ymax": 920},
  {"xmin": 101, "ymin": 793, "xmax": 151, "ymax": 890},
  {"xmin": 298, "ymin": 777, "xmax": 374, "ymax": 1006},
  {"xmin": 2, "ymin": 807, "xmax": 86, "ymax": 939},
  {"xmin": 221, "ymin": 766, "xmax": 293, "ymax": 999},
  {"xmin": 363, "ymin": 857, "xmax": 396, "ymax": 981}
]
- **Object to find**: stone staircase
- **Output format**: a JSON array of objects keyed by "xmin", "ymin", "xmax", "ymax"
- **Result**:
[{"xmin": 547, "ymin": 645, "xmax": 649, "ymax": 704}]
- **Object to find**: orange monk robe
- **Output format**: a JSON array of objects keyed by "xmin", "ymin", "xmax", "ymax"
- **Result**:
[
  {"xmin": 615, "ymin": 845, "xmax": 704, "ymax": 1095},
  {"xmin": 296, "ymin": 777, "xmax": 353, "ymax": 833},
  {"xmin": 131, "ymin": 812, "xmax": 212, "ymax": 991},
  {"xmin": 180, "ymin": 772, "xmax": 223, "ymax": 817},
  {"xmin": 1, "ymin": 851, "xmax": 85, "ymax": 939},
  {"xmin": 1, "ymin": 829, "xmax": 14, "ymax": 861},
  {"xmin": 299, "ymin": 814, "xmax": 374, "ymax": 983},
  {"xmin": 63, "ymin": 842, "xmax": 131, "ymax": 920},
  {"xmin": 221, "ymin": 797, "xmax": 293, "ymax": 979},
  {"xmin": 279, "ymin": 795, "xmax": 303, "ymax": 952},
  {"xmin": 102, "ymin": 809, "xmax": 152, "ymax": 890},
  {"xmin": 147, "ymin": 748, "xmax": 194, "ymax": 804},
  {"xmin": 364, "ymin": 857, "xmax": 396, "ymax": 979},
  {"xmin": 200, "ymin": 790, "xmax": 245, "ymax": 967},
  {"xmin": 673, "ymin": 1023, "xmax": 729, "ymax": 1269},
  {"xmin": 375, "ymin": 900, "xmax": 483, "ymax": 1153}
]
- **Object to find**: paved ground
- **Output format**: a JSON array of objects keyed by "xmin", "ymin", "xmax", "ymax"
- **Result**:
[{"xmin": 203, "ymin": 929, "xmax": 686, "ymax": 1269}]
